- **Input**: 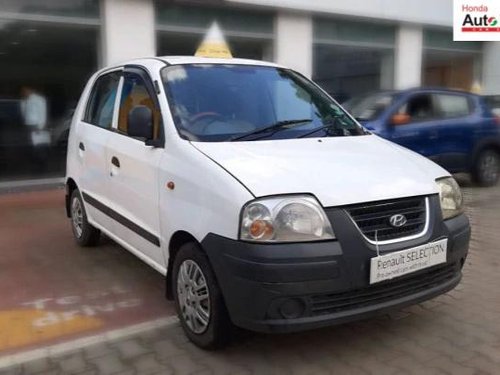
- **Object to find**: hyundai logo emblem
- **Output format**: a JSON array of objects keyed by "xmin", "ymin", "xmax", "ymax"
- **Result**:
[{"xmin": 389, "ymin": 214, "xmax": 407, "ymax": 228}]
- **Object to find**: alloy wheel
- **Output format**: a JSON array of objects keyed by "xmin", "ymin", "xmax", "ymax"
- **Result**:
[
  {"xmin": 177, "ymin": 259, "xmax": 211, "ymax": 334},
  {"xmin": 480, "ymin": 152, "xmax": 500, "ymax": 184},
  {"xmin": 71, "ymin": 197, "xmax": 84, "ymax": 238}
]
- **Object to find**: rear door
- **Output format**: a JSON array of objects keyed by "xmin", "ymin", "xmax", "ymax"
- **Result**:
[
  {"xmin": 77, "ymin": 70, "xmax": 121, "ymax": 230},
  {"xmin": 105, "ymin": 66, "xmax": 165, "ymax": 270},
  {"xmin": 431, "ymin": 92, "xmax": 475, "ymax": 172}
]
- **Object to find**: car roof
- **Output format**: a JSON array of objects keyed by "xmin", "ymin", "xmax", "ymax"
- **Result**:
[
  {"xmin": 159, "ymin": 56, "xmax": 282, "ymax": 67},
  {"xmin": 99, "ymin": 56, "xmax": 284, "ymax": 73},
  {"xmin": 351, "ymin": 87, "xmax": 478, "ymax": 101},
  {"xmin": 399, "ymin": 87, "xmax": 477, "ymax": 96}
]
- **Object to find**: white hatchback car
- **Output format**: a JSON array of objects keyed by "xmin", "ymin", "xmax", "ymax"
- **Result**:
[{"xmin": 66, "ymin": 57, "xmax": 470, "ymax": 348}]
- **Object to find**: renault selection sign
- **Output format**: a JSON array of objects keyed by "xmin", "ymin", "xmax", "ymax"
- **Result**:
[
  {"xmin": 454, "ymin": 0, "xmax": 500, "ymax": 40},
  {"xmin": 370, "ymin": 239, "xmax": 448, "ymax": 284}
]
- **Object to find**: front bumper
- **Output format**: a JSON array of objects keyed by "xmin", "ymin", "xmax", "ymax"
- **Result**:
[{"xmin": 201, "ymin": 196, "xmax": 470, "ymax": 333}]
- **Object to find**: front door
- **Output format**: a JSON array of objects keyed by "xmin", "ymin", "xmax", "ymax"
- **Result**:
[
  {"xmin": 106, "ymin": 67, "xmax": 165, "ymax": 271},
  {"xmin": 388, "ymin": 93, "xmax": 442, "ymax": 164}
]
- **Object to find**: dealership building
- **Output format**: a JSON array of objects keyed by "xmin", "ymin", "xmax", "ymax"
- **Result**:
[{"xmin": 1, "ymin": 0, "xmax": 500, "ymax": 183}]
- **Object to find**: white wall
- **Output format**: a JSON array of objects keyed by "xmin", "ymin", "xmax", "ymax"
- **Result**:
[
  {"xmin": 228, "ymin": 0, "xmax": 452, "ymax": 27},
  {"xmin": 482, "ymin": 42, "xmax": 500, "ymax": 95},
  {"xmin": 274, "ymin": 12, "xmax": 313, "ymax": 77},
  {"xmin": 394, "ymin": 25, "xmax": 423, "ymax": 89},
  {"xmin": 100, "ymin": 0, "xmax": 156, "ymax": 67}
]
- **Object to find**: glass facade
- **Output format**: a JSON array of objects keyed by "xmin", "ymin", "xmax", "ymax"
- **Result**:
[
  {"xmin": 0, "ymin": 1, "xmax": 488, "ymax": 184},
  {"xmin": 155, "ymin": 3, "xmax": 274, "ymax": 60},
  {"xmin": 313, "ymin": 18, "xmax": 396, "ymax": 102},
  {"xmin": 0, "ymin": 0, "xmax": 99, "ymax": 182},
  {"xmin": 423, "ymin": 29, "xmax": 482, "ymax": 91},
  {"xmin": 0, "ymin": 0, "xmax": 99, "ymax": 18}
]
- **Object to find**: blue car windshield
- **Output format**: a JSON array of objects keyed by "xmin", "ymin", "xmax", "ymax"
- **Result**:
[
  {"xmin": 161, "ymin": 64, "xmax": 366, "ymax": 142},
  {"xmin": 345, "ymin": 92, "xmax": 397, "ymax": 121}
]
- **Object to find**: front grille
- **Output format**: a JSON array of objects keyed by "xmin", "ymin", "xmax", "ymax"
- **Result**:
[
  {"xmin": 310, "ymin": 264, "xmax": 457, "ymax": 316},
  {"xmin": 345, "ymin": 196, "xmax": 427, "ymax": 242}
]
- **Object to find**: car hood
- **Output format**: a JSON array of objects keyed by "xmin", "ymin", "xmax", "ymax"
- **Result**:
[{"xmin": 191, "ymin": 135, "xmax": 449, "ymax": 207}]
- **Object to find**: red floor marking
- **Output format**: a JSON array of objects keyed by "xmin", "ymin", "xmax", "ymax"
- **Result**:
[{"xmin": 0, "ymin": 189, "xmax": 174, "ymax": 355}]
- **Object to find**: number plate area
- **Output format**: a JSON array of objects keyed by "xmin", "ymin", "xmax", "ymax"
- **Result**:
[{"xmin": 370, "ymin": 239, "xmax": 448, "ymax": 284}]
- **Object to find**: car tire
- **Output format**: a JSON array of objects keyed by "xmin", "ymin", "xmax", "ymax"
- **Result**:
[
  {"xmin": 172, "ymin": 242, "xmax": 233, "ymax": 349},
  {"xmin": 472, "ymin": 149, "xmax": 500, "ymax": 187},
  {"xmin": 70, "ymin": 189, "xmax": 100, "ymax": 247}
]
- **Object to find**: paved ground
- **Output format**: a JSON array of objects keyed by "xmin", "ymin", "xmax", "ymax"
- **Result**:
[
  {"xmin": 0, "ymin": 189, "xmax": 173, "ymax": 355},
  {"xmin": 1, "ymin": 178, "xmax": 500, "ymax": 374}
]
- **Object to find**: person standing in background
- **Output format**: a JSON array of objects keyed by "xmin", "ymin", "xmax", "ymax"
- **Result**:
[
  {"xmin": 20, "ymin": 86, "xmax": 47, "ymax": 131},
  {"xmin": 20, "ymin": 86, "xmax": 50, "ymax": 166}
]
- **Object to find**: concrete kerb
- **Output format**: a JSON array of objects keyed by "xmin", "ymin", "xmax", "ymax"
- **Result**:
[{"xmin": 0, "ymin": 178, "xmax": 65, "ymax": 194}]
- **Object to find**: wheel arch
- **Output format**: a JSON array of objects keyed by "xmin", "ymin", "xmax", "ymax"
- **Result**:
[{"xmin": 65, "ymin": 178, "xmax": 78, "ymax": 218}]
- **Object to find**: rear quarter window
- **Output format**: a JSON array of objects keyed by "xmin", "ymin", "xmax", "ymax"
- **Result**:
[{"xmin": 484, "ymin": 95, "xmax": 500, "ymax": 116}]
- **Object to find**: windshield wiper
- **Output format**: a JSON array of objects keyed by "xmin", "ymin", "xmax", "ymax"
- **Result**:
[
  {"xmin": 297, "ymin": 117, "xmax": 370, "ymax": 138},
  {"xmin": 297, "ymin": 119, "xmax": 339, "ymax": 138},
  {"xmin": 229, "ymin": 119, "xmax": 312, "ymax": 141}
]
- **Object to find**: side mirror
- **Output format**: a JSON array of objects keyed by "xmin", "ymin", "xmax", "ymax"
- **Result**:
[
  {"xmin": 128, "ymin": 105, "xmax": 153, "ymax": 140},
  {"xmin": 390, "ymin": 113, "xmax": 411, "ymax": 126}
]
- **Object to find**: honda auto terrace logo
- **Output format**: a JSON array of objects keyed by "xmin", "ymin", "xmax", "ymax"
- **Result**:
[
  {"xmin": 454, "ymin": 0, "xmax": 500, "ymax": 41},
  {"xmin": 389, "ymin": 214, "xmax": 407, "ymax": 228}
]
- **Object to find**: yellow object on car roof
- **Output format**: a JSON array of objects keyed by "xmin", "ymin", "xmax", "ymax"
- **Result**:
[{"xmin": 195, "ymin": 22, "xmax": 233, "ymax": 59}]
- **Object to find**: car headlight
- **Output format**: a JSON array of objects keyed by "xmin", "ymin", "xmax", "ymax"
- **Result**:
[
  {"xmin": 436, "ymin": 177, "xmax": 464, "ymax": 220},
  {"xmin": 240, "ymin": 195, "xmax": 335, "ymax": 242}
]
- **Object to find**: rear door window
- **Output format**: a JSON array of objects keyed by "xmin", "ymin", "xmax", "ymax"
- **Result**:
[{"xmin": 433, "ymin": 94, "xmax": 472, "ymax": 119}]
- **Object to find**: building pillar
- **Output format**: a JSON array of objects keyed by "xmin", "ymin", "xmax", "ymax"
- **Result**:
[
  {"xmin": 482, "ymin": 42, "xmax": 500, "ymax": 94},
  {"xmin": 274, "ymin": 12, "xmax": 313, "ymax": 77},
  {"xmin": 100, "ymin": 0, "xmax": 156, "ymax": 67},
  {"xmin": 380, "ymin": 51, "xmax": 395, "ymax": 89},
  {"xmin": 394, "ymin": 24, "xmax": 423, "ymax": 89}
]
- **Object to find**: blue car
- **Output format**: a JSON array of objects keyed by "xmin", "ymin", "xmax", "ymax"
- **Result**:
[{"xmin": 344, "ymin": 88, "xmax": 500, "ymax": 186}]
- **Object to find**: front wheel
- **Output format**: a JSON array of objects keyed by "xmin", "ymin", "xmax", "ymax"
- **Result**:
[
  {"xmin": 172, "ymin": 242, "xmax": 233, "ymax": 349},
  {"xmin": 472, "ymin": 149, "xmax": 500, "ymax": 187}
]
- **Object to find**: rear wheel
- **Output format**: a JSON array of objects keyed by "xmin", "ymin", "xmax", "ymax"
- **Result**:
[
  {"xmin": 70, "ymin": 189, "xmax": 100, "ymax": 247},
  {"xmin": 172, "ymin": 242, "xmax": 232, "ymax": 349},
  {"xmin": 472, "ymin": 149, "xmax": 500, "ymax": 187}
]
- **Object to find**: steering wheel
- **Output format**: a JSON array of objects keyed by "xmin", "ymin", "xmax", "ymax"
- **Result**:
[{"xmin": 189, "ymin": 112, "xmax": 224, "ymax": 127}]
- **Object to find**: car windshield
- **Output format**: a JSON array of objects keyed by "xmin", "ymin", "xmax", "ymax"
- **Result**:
[
  {"xmin": 346, "ymin": 92, "xmax": 397, "ymax": 121},
  {"xmin": 161, "ymin": 64, "xmax": 367, "ymax": 142}
]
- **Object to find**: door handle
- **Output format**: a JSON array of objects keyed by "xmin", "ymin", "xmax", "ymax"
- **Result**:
[
  {"xmin": 79, "ymin": 142, "xmax": 85, "ymax": 151},
  {"xmin": 111, "ymin": 156, "xmax": 120, "ymax": 168}
]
